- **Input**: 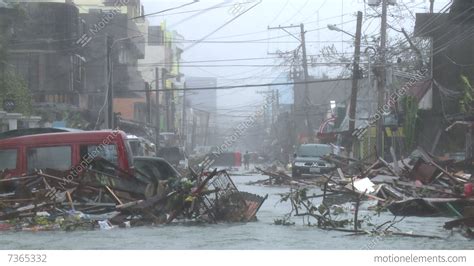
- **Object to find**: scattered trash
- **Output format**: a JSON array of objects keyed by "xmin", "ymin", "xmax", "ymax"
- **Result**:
[
  {"xmin": 0, "ymin": 164, "xmax": 267, "ymax": 232},
  {"xmin": 98, "ymin": 220, "xmax": 114, "ymax": 230}
]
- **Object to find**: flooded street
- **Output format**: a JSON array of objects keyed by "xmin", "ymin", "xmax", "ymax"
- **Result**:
[
  {"xmin": 1, "ymin": 175, "xmax": 471, "ymax": 250},
  {"xmin": 1, "ymin": 2, "xmax": 473, "ymax": 264}
]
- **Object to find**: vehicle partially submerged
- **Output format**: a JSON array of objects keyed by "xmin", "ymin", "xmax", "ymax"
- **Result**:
[
  {"xmin": 0, "ymin": 130, "xmax": 135, "ymax": 178},
  {"xmin": 133, "ymin": 156, "xmax": 267, "ymax": 223},
  {"xmin": 126, "ymin": 135, "xmax": 156, "ymax": 157},
  {"xmin": 0, "ymin": 130, "xmax": 267, "ymax": 228}
]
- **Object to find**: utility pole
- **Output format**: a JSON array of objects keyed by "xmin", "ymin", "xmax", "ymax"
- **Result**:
[
  {"xmin": 271, "ymin": 89, "xmax": 276, "ymax": 125},
  {"xmin": 376, "ymin": 0, "xmax": 388, "ymax": 158},
  {"xmin": 155, "ymin": 67, "xmax": 161, "ymax": 149},
  {"xmin": 162, "ymin": 68, "xmax": 169, "ymax": 132},
  {"xmin": 268, "ymin": 23, "xmax": 314, "ymax": 142},
  {"xmin": 145, "ymin": 82, "xmax": 151, "ymax": 124},
  {"xmin": 182, "ymin": 82, "xmax": 187, "ymax": 148},
  {"xmin": 430, "ymin": 0, "xmax": 435, "ymax": 13},
  {"xmin": 106, "ymin": 35, "xmax": 114, "ymax": 129},
  {"xmin": 170, "ymin": 83, "xmax": 176, "ymax": 132},
  {"xmin": 276, "ymin": 89, "xmax": 280, "ymax": 115},
  {"xmin": 300, "ymin": 23, "xmax": 314, "ymax": 143},
  {"xmin": 204, "ymin": 111, "xmax": 210, "ymax": 146},
  {"xmin": 347, "ymin": 11, "xmax": 363, "ymax": 154},
  {"xmin": 191, "ymin": 114, "xmax": 197, "ymax": 151},
  {"xmin": 256, "ymin": 89, "xmax": 272, "ymax": 135}
]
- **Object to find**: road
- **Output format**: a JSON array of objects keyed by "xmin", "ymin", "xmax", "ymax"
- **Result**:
[{"xmin": 0, "ymin": 175, "xmax": 471, "ymax": 250}]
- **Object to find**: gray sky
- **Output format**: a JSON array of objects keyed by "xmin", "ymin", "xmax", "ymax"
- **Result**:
[{"xmin": 141, "ymin": 0, "xmax": 447, "ymax": 119}]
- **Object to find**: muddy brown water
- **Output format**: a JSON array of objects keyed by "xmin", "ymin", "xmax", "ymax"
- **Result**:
[{"xmin": 0, "ymin": 175, "xmax": 472, "ymax": 250}]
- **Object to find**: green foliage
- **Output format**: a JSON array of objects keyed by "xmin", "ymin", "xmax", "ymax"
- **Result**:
[
  {"xmin": 64, "ymin": 111, "xmax": 90, "ymax": 129},
  {"xmin": 0, "ymin": 71, "xmax": 32, "ymax": 115},
  {"xmin": 401, "ymin": 96, "xmax": 418, "ymax": 151},
  {"xmin": 35, "ymin": 109, "xmax": 91, "ymax": 129},
  {"xmin": 460, "ymin": 75, "xmax": 473, "ymax": 114},
  {"xmin": 0, "ymin": 7, "xmax": 32, "ymax": 115}
]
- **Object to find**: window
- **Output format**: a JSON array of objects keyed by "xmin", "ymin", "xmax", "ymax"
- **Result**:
[
  {"xmin": 80, "ymin": 144, "xmax": 119, "ymax": 176},
  {"xmin": 128, "ymin": 139, "xmax": 145, "ymax": 157},
  {"xmin": 27, "ymin": 146, "xmax": 72, "ymax": 172},
  {"xmin": 0, "ymin": 149, "xmax": 18, "ymax": 172},
  {"xmin": 80, "ymin": 144, "xmax": 118, "ymax": 165},
  {"xmin": 135, "ymin": 159, "xmax": 179, "ymax": 182}
]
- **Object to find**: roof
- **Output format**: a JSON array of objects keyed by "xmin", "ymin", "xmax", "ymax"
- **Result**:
[
  {"xmin": 299, "ymin": 144, "xmax": 332, "ymax": 148},
  {"xmin": 0, "ymin": 130, "xmax": 126, "ymax": 147},
  {"xmin": 0, "ymin": 128, "xmax": 83, "ymax": 140},
  {"xmin": 405, "ymin": 79, "xmax": 432, "ymax": 103}
]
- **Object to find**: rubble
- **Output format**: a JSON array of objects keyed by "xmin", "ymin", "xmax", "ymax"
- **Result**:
[
  {"xmin": 0, "ymin": 161, "xmax": 267, "ymax": 232},
  {"xmin": 307, "ymin": 148, "xmax": 472, "ymax": 214},
  {"xmin": 253, "ymin": 147, "xmax": 474, "ymax": 239}
]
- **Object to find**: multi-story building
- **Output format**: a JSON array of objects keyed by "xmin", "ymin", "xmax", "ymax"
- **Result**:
[
  {"xmin": 7, "ymin": 1, "xmax": 84, "ymax": 108},
  {"xmin": 74, "ymin": 0, "xmax": 147, "ymax": 126},
  {"xmin": 4, "ymin": 0, "xmax": 147, "ymax": 128},
  {"xmin": 136, "ymin": 23, "xmax": 184, "ymax": 140}
]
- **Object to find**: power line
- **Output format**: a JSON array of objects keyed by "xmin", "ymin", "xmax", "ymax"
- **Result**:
[
  {"xmin": 130, "ymin": 1, "xmax": 200, "ymax": 20},
  {"xmin": 118, "ymin": 79, "xmax": 353, "ymax": 93},
  {"xmin": 31, "ymin": 79, "xmax": 352, "ymax": 95}
]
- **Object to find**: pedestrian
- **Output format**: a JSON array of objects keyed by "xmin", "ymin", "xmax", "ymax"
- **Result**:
[{"xmin": 243, "ymin": 151, "xmax": 250, "ymax": 170}]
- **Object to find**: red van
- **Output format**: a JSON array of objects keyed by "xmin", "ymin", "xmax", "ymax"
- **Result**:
[{"xmin": 0, "ymin": 130, "xmax": 134, "ymax": 178}]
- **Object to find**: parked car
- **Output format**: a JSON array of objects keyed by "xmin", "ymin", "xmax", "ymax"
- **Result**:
[
  {"xmin": 157, "ymin": 146, "xmax": 188, "ymax": 169},
  {"xmin": 127, "ymin": 135, "xmax": 156, "ymax": 157},
  {"xmin": 134, "ymin": 157, "xmax": 181, "ymax": 183},
  {"xmin": 292, "ymin": 144, "xmax": 336, "ymax": 178},
  {"xmin": 0, "ymin": 130, "xmax": 135, "ymax": 178}
]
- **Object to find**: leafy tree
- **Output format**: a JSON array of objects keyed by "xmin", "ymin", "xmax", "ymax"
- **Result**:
[
  {"xmin": 0, "ymin": 71, "xmax": 32, "ymax": 115},
  {"xmin": 459, "ymin": 75, "xmax": 473, "ymax": 114},
  {"xmin": 0, "ymin": 5, "xmax": 32, "ymax": 115},
  {"xmin": 401, "ymin": 96, "xmax": 418, "ymax": 151}
]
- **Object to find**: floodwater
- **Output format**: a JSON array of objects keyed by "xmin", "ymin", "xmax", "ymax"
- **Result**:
[{"xmin": 0, "ymin": 175, "xmax": 472, "ymax": 250}]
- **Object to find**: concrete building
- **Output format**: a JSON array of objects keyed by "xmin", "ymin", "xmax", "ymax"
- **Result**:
[
  {"xmin": 137, "ymin": 23, "xmax": 184, "ymax": 135},
  {"xmin": 75, "ymin": 0, "xmax": 146, "ymax": 121},
  {"xmin": 7, "ymin": 2, "xmax": 84, "ymax": 108}
]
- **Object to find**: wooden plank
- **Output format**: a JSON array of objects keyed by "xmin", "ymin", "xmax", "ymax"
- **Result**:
[
  {"xmin": 0, "ymin": 176, "xmax": 37, "ymax": 183},
  {"xmin": 105, "ymin": 186, "xmax": 123, "ymax": 205},
  {"xmin": 66, "ymin": 191, "xmax": 75, "ymax": 210},
  {"xmin": 337, "ymin": 168, "xmax": 345, "ymax": 180}
]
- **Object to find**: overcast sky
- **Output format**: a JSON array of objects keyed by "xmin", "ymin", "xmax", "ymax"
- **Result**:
[{"xmin": 141, "ymin": 0, "xmax": 448, "ymax": 119}]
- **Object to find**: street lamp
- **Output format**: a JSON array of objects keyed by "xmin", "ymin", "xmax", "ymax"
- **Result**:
[
  {"xmin": 327, "ymin": 12, "xmax": 363, "ymax": 155},
  {"xmin": 327, "ymin": 24, "xmax": 356, "ymax": 38}
]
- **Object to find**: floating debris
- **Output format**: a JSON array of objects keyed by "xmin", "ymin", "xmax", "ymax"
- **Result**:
[{"xmin": 0, "ymin": 164, "xmax": 267, "ymax": 232}]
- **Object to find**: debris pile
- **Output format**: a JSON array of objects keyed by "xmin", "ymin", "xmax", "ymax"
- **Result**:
[
  {"xmin": 0, "ymin": 161, "xmax": 267, "ymax": 232},
  {"xmin": 275, "ymin": 187, "xmax": 442, "ymax": 240},
  {"xmin": 254, "ymin": 147, "xmax": 474, "ymax": 239}
]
